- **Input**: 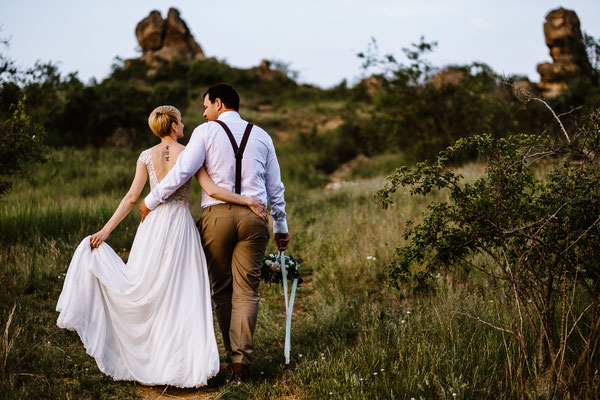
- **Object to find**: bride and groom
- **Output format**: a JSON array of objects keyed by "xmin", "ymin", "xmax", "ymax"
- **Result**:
[{"xmin": 56, "ymin": 83, "xmax": 290, "ymax": 387}]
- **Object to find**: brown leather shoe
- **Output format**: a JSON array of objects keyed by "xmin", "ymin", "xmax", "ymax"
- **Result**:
[
  {"xmin": 231, "ymin": 362, "xmax": 249, "ymax": 380},
  {"xmin": 219, "ymin": 362, "xmax": 230, "ymax": 375}
]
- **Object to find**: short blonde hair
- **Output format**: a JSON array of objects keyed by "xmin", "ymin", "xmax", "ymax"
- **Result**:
[{"xmin": 148, "ymin": 105, "xmax": 181, "ymax": 138}]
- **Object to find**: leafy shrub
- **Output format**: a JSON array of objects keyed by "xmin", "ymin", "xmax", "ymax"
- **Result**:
[
  {"xmin": 0, "ymin": 98, "xmax": 48, "ymax": 195},
  {"xmin": 377, "ymin": 109, "xmax": 600, "ymax": 395}
]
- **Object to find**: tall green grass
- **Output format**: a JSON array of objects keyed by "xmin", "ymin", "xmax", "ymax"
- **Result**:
[{"xmin": 0, "ymin": 148, "xmax": 597, "ymax": 398}]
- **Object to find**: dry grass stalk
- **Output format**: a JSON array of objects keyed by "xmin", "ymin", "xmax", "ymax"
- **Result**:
[{"xmin": 1, "ymin": 303, "xmax": 22, "ymax": 378}]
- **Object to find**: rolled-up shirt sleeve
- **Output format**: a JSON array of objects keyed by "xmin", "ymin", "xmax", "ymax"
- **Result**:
[
  {"xmin": 265, "ymin": 139, "xmax": 288, "ymax": 233},
  {"xmin": 144, "ymin": 125, "xmax": 207, "ymax": 210}
]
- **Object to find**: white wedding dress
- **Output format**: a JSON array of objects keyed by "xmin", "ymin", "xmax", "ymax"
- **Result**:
[{"xmin": 56, "ymin": 149, "xmax": 219, "ymax": 388}]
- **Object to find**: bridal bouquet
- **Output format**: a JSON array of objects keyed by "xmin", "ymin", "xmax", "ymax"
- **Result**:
[{"xmin": 261, "ymin": 253, "xmax": 303, "ymax": 285}]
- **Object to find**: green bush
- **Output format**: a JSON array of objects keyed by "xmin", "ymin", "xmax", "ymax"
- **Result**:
[
  {"xmin": 376, "ymin": 110, "xmax": 600, "ymax": 395},
  {"xmin": 0, "ymin": 98, "xmax": 48, "ymax": 196}
]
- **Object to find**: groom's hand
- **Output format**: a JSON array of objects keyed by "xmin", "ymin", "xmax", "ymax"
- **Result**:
[
  {"xmin": 274, "ymin": 232, "xmax": 290, "ymax": 251},
  {"xmin": 139, "ymin": 200, "xmax": 151, "ymax": 222}
]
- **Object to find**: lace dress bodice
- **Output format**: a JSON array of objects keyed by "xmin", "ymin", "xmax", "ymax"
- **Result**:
[{"xmin": 138, "ymin": 149, "xmax": 191, "ymax": 206}]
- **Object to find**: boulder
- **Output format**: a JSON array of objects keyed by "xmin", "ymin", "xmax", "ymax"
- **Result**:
[
  {"xmin": 250, "ymin": 60, "xmax": 288, "ymax": 80},
  {"xmin": 361, "ymin": 74, "xmax": 386, "ymax": 97},
  {"xmin": 536, "ymin": 7, "xmax": 592, "ymax": 97},
  {"xmin": 133, "ymin": 8, "xmax": 204, "ymax": 70},
  {"xmin": 430, "ymin": 67, "xmax": 468, "ymax": 89}
]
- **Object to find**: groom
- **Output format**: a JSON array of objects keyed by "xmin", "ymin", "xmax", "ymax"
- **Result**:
[{"xmin": 139, "ymin": 83, "xmax": 289, "ymax": 380}]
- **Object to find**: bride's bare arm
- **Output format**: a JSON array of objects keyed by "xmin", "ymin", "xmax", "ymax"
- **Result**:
[
  {"xmin": 195, "ymin": 167, "xmax": 268, "ymax": 221},
  {"xmin": 90, "ymin": 161, "xmax": 148, "ymax": 248}
]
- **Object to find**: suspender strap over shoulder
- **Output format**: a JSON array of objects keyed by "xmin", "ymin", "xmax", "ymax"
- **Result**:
[{"xmin": 214, "ymin": 120, "xmax": 254, "ymax": 194}]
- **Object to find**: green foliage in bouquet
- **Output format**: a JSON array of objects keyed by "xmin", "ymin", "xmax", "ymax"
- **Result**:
[
  {"xmin": 261, "ymin": 253, "xmax": 303, "ymax": 285},
  {"xmin": 377, "ymin": 109, "xmax": 600, "ymax": 393}
]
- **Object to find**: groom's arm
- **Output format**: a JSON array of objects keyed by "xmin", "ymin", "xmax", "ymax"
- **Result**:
[
  {"xmin": 264, "ymin": 138, "xmax": 288, "ymax": 237},
  {"xmin": 144, "ymin": 125, "xmax": 207, "ymax": 211}
]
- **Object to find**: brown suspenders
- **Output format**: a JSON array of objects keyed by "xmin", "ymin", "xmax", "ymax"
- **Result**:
[{"xmin": 213, "ymin": 120, "xmax": 254, "ymax": 194}]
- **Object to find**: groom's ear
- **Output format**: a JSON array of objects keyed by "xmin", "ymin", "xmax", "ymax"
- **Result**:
[{"xmin": 214, "ymin": 97, "xmax": 223, "ymax": 110}]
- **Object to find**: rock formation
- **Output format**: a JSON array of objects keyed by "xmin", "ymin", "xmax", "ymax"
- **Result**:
[
  {"xmin": 133, "ymin": 8, "xmax": 204, "ymax": 69},
  {"xmin": 536, "ymin": 7, "xmax": 592, "ymax": 97},
  {"xmin": 250, "ymin": 60, "xmax": 288, "ymax": 80},
  {"xmin": 361, "ymin": 74, "xmax": 386, "ymax": 97},
  {"xmin": 430, "ymin": 67, "xmax": 468, "ymax": 89}
]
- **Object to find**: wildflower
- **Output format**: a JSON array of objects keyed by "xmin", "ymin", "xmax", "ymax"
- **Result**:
[
  {"xmin": 380, "ymin": 368, "xmax": 385, "ymax": 372},
  {"xmin": 452, "ymin": 393, "xmax": 457, "ymax": 397},
  {"xmin": 436, "ymin": 272, "xmax": 441, "ymax": 278},
  {"xmin": 374, "ymin": 372, "xmax": 378, "ymax": 375},
  {"xmin": 329, "ymin": 392, "xmax": 333, "ymax": 395},
  {"xmin": 299, "ymin": 353, "xmax": 303, "ymax": 358},
  {"xmin": 406, "ymin": 311, "xmax": 411, "ymax": 314},
  {"xmin": 401, "ymin": 320, "xmax": 406, "ymax": 324}
]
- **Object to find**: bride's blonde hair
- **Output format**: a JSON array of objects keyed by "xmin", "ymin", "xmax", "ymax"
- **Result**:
[{"xmin": 148, "ymin": 105, "xmax": 181, "ymax": 138}]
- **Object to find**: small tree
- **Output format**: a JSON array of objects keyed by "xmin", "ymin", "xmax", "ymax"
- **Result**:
[
  {"xmin": 377, "ymin": 108, "xmax": 600, "ymax": 395},
  {"xmin": 0, "ymin": 98, "xmax": 48, "ymax": 196}
]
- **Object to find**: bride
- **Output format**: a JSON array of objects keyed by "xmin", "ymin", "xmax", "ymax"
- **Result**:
[{"xmin": 56, "ymin": 105, "xmax": 267, "ymax": 387}]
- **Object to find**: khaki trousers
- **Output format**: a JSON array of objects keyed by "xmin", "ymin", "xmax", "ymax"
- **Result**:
[{"xmin": 200, "ymin": 203, "xmax": 269, "ymax": 365}]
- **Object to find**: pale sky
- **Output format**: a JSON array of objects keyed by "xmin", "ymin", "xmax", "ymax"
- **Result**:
[{"xmin": 2, "ymin": 1, "xmax": 599, "ymax": 88}]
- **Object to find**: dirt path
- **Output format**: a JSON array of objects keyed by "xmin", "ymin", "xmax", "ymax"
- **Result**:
[{"xmin": 136, "ymin": 385, "xmax": 217, "ymax": 399}]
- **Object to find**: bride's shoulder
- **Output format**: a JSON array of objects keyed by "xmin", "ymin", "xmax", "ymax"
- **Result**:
[{"xmin": 137, "ymin": 148, "xmax": 152, "ymax": 165}]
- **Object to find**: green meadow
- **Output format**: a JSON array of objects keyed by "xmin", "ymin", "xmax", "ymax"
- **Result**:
[{"xmin": 3, "ymin": 146, "xmax": 592, "ymax": 399}]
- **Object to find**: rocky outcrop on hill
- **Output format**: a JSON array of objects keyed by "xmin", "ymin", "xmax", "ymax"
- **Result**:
[
  {"xmin": 536, "ymin": 7, "xmax": 592, "ymax": 97},
  {"xmin": 133, "ymin": 8, "xmax": 204, "ymax": 69},
  {"xmin": 250, "ymin": 60, "xmax": 288, "ymax": 80},
  {"xmin": 430, "ymin": 67, "xmax": 468, "ymax": 89}
]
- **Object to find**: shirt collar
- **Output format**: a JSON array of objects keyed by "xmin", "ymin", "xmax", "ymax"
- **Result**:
[{"xmin": 217, "ymin": 111, "xmax": 241, "ymax": 121}]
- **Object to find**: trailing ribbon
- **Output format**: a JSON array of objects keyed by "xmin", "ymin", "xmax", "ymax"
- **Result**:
[{"xmin": 280, "ymin": 251, "xmax": 298, "ymax": 364}]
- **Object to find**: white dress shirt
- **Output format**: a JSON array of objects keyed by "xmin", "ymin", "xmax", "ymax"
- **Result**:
[{"xmin": 144, "ymin": 111, "xmax": 288, "ymax": 233}]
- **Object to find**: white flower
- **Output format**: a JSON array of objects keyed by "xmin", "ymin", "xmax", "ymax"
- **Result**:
[
  {"xmin": 366, "ymin": 256, "xmax": 377, "ymax": 260},
  {"xmin": 299, "ymin": 353, "xmax": 303, "ymax": 358},
  {"xmin": 380, "ymin": 368, "xmax": 384, "ymax": 372},
  {"xmin": 436, "ymin": 272, "xmax": 441, "ymax": 278},
  {"xmin": 406, "ymin": 311, "xmax": 411, "ymax": 314},
  {"xmin": 452, "ymin": 393, "xmax": 457, "ymax": 397},
  {"xmin": 270, "ymin": 261, "xmax": 281, "ymax": 272},
  {"xmin": 401, "ymin": 320, "xmax": 406, "ymax": 324},
  {"xmin": 32, "ymin": 135, "xmax": 36, "ymax": 139},
  {"xmin": 374, "ymin": 372, "xmax": 378, "ymax": 375}
]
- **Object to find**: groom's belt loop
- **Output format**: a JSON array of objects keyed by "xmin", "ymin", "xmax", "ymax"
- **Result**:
[{"xmin": 213, "ymin": 120, "xmax": 254, "ymax": 194}]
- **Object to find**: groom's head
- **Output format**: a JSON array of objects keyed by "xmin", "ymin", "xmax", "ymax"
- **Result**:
[{"xmin": 203, "ymin": 84, "xmax": 240, "ymax": 121}]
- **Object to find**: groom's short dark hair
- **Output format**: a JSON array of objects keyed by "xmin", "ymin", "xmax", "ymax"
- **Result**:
[{"xmin": 203, "ymin": 84, "xmax": 240, "ymax": 111}]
